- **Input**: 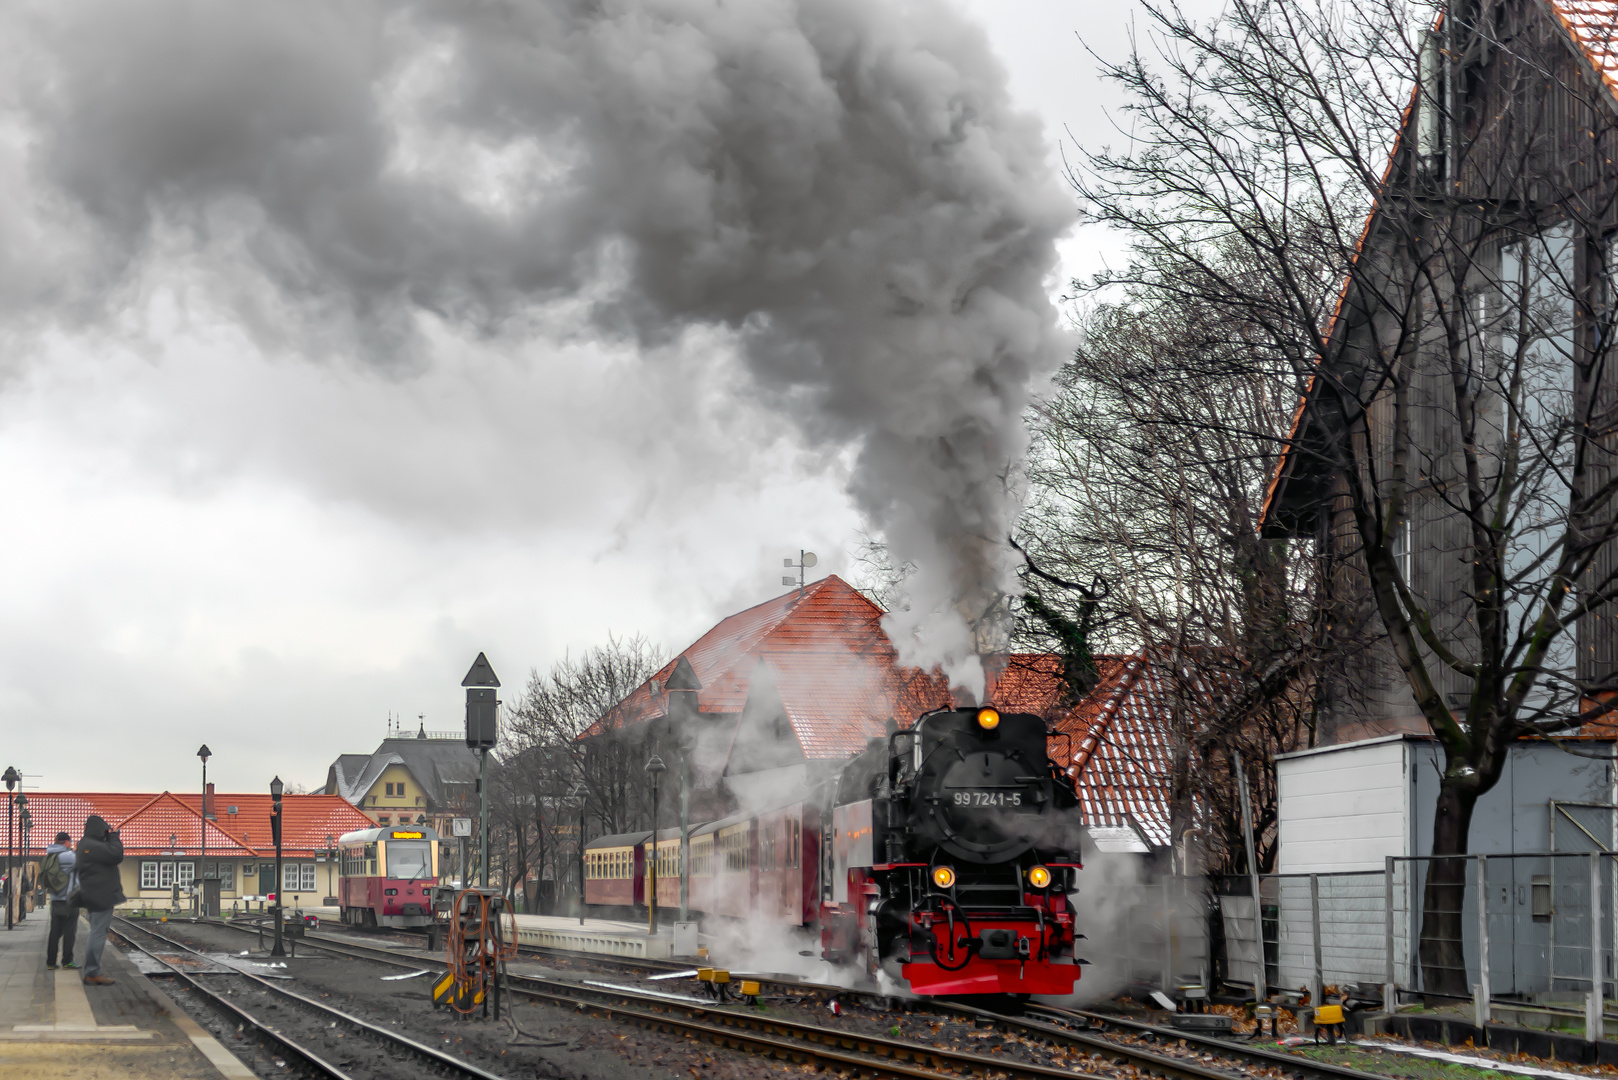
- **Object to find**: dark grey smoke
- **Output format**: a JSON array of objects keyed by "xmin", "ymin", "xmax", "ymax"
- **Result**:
[{"xmin": 12, "ymin": 0, "xmax": 1073, "ymax": 693}]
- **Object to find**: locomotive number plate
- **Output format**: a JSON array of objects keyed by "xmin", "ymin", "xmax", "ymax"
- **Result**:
[{"xmin": 951, "ymin": 790, "xmax": 1023, "ymax": 807}]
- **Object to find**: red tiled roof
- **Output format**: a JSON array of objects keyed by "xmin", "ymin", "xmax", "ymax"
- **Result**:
[
  {"xmin": 585, "ymin": 575, "xmax": 940, "ymax": 739},
  {"xmin": 1010, "ymin": 654, "xmax": 1178, "ymax": 848},
  {"xmin": 14, "ymin": 792, "xmax": 374, "ymax": 859},
  {"xmin": 764, "ymin": 649, "xmax": 952, "ymax": 760},
  {"xmin": 1550, "ymin": 1, "xmax": 1618, "ymax": 93}
]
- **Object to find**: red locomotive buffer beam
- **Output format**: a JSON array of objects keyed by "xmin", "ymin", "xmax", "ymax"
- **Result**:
[{"xmin": 901, "ymin": 888, "xmax": 1079, "ymax": 995}]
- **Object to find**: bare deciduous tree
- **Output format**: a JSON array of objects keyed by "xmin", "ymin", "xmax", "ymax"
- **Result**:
[{"xmin": 1077, "ymin": 0, "xmax": 1618, "ymax": 991}]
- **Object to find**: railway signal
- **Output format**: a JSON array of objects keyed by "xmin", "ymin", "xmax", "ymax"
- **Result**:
[{"xmin": 461, "ymin": 652, "xmax": 500, "ymax": 889}]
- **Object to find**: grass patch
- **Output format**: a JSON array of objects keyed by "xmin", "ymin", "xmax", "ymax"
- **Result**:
[{"xmin": 1292, "ymin": 1045, "xmax": 1515, "ymax": 1080}]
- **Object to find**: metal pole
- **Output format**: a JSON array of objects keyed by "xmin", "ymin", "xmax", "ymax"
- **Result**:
[
  {"xmin": 578, "ymin": 796, "xmax": 587, "ymax": 926},
  {"xmin": 647, "ymin": 774, "xmax": 660, "ymax": 935},
  {"xmin": 1233, "ymin": 751, "xmax": 1267, "ymax": 1002},
  {"xmin": 200, "ymin": 757, "xmax": 207, "ymax": 920},
  {"xmin": 478, "ymin": 748, "xmax": 489, "ymax": 889},
  {"xmin": 1310, "ymin": 873, "xmax": 1324, "ymax": 1008},
  {"xmin": 680, "ymin": 753, "xmax": 690, "ymax": 922},
  {"xmin": 1589, "ymin": 852, "xmax": 1603, "ymax": 1043},
  {"xmin": 1476, "ymin": 855, "xmax": 1490, "ymax": 1028},
  {"xmin": 1162, "ymin": 876, "xmax": 1173, "ymax": 992},
  {"xmin": 1385, "ymin": 856, "xmax": 1397, "ymax": 1013},
  {"xmin": 5, "ymin": 793, "xmax": 12, "ymax": 932},
  {"xmin": 271, "ymin": 793, "xmax": 285, "ymax": 957}
]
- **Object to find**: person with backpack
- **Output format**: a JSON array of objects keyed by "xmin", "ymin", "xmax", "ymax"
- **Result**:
[
  {"xmin": 76, "ymin": 816, "xmax": 124, "ymax": 985},
  {"xmin": 41, "ymin": 832, "xmax": 79, "ymax": 970}
]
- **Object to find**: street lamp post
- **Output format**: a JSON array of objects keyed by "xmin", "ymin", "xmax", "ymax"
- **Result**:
[
  {"xmin": 569, "ymin": 783, "xmax": 588, "ymax": 926},
  {"xmin": 326, "ymin": 834, "xmax": 335, "ymax": 904},
  {"xmin": 644, "ymin": 755, "xmax": 666, "ymax": 936},
  {"xmin": 198, "ymin": 745, "xmax": 211, "ymax": 920},
  {"xmin": 170, "ymin": 833, "xmax": 180, "ymax": 912},
  {"xmin": 3, "ymin": 767, "xmax": 17, "ymax": 931},
  {"xmin": 269, "ymin": 776, "xmax": 285, "ymax": 957}
]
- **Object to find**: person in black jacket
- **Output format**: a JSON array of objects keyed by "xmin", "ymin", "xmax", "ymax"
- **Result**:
[{"xmin": 76, "ymin": 815, "xmax": 125, "ymax": 985}]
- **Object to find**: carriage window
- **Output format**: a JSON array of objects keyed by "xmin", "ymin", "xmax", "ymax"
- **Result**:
[
  {"xmin": 388, "ymin": 841, "xmax": 433, "ymax": 880},
  {"xmin": 365, "ymin": 842, "xmax": 378, "ymax": 876}
]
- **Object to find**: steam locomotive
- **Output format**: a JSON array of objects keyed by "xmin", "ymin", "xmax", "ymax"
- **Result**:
[{"xmin": 585, "ymin": 705, "xmax": 1085, "ymax": 997}]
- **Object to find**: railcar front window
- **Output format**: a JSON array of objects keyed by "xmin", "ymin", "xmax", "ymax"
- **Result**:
[{"xmin": 388, "ymin": 840, "xmax": 433, "ymax": 880}]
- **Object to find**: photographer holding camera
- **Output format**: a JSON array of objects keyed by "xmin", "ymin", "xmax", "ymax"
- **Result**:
[{"xmin": 76, "ymin": 815, "xmax": 125, "ymax": 986}]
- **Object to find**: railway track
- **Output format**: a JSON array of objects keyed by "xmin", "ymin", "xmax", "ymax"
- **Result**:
[
  {"xmin": 125, "ymin": 916, "xmax": 1397, "ymax": 1080},
  {"xmin": 111, "ymin": 917, "xmax": 512, "ymax": 1080}
]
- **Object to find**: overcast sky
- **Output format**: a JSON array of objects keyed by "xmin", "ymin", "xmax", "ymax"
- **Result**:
[{"xmin": 2, "ymin": 0, "xmax": 1222, "ymax": 796}]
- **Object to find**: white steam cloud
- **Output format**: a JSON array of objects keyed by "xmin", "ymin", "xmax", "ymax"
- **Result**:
[{"xmin": 7, "ymin": 0, "xmax": 1073, "ymax": 693}]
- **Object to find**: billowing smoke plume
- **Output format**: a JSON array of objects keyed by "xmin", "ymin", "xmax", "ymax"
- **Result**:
[{"xmin": 9, "ymin": 0, "xmax": 1072, "ymax": 693}]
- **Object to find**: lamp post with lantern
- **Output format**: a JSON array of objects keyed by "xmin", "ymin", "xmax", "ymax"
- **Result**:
[
  {"xmin": 569, "ymin": 783, "xmax": 588, "ymax": 925},
  {"xmin": 269, "ymin": 776, "xmax": 286, "ymax": 957},
  {"xmin": 644, "ymin": 756, "xmax": 666, "ymax": 935},
  {"xmin": 197, "ymin": 745, "xmax": 211, "ymax": 919}
]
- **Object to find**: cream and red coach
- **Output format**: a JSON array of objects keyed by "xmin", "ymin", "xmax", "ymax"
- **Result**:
[{"xmin": 336, "ymin": 825, "xmax": 442, "ymax": 929}]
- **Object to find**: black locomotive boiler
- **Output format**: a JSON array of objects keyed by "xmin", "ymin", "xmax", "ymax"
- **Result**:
[{"xmin": 820, "ymin": 705, "xmax": 1084, "ymax": 995}]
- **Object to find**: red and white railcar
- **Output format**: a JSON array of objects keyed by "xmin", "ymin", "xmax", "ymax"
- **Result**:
[{"xmin": 335, "ymin": 826, "xmax": 441, "ymax": 929}]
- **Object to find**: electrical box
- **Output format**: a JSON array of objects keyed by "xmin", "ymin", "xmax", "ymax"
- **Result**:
[
  {"xmin": 466, "ymin": 688, "xmax": 498, "ymax": 748},
  {"xmin": 1531, "ymin": 874, "xmax": 1551, "ymax": 919}
]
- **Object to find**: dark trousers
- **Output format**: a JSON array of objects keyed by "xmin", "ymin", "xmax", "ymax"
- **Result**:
[{"xmin": 46, "ymin": 902, "xmax": 78, "ymax": 967}]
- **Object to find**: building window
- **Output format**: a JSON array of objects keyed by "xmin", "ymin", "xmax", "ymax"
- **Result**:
[
  {"xmin": 141, "ymin": 862, "xmax": 159, "ymax": 889},
  {"xmin": 385, "ymin": 782, "xmax": 395, "ymax": 796},
  {"xmin": 378, "ymin": 815, "xmax": 390, "ymax": 825},
  {"xmin": 176, "ymin": 862, "xmax": 196, "ymax": 886},
  {"xmin": 203, "ymin": 862, "xmax": 236, "ymax": 890},
  {"xmin": 158, "ymin": 862, "xmax": 175, "ymax": 888},
  {"xmin": 300, "ymin": 864, "xmax": 317, "ymax": 891},
  {"xmin": 283, "ymin": 863, "xmax": 299, "ymax": 891}
]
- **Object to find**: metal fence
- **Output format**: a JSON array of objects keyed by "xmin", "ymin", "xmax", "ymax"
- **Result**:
[{"xmin": 1202, "ymin": 852, "xmax": 1617, "ymax": 1040}]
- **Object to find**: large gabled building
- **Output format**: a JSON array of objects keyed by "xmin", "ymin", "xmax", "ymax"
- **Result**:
[
  {"xmin": 19, "ymin": 790, "xmax": 374, "ymax": 909},
  {"xmin": 582, "ymin": 575, "xmax": 1180, "ymax": 851},
  {"xmin": 323, "ymin": 722, "xmax": 481, "ymax": 836}
]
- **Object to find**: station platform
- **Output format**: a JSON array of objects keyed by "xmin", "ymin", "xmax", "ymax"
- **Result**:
[
  {"xmin": 0, "ymin": 909, "xmax": 252, "ymax": 1079},
  {"xmin": 297, "ymin": 905, "xmax": 689, "ymax": 960}
]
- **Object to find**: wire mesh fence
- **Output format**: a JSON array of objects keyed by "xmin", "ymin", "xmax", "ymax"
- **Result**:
[{"xmin": 1107, "ymin": 853, "xmax": 1615, "ymax": 1038}]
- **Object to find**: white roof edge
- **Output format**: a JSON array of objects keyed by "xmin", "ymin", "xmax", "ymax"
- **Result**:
[{"xmin": 1274, "ymin": 732, "xmax": 1428, "ymax": 762}]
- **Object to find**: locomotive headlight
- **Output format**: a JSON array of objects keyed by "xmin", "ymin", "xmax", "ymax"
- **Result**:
[
  {"xmin": 1027, "ymin": 865, "xmax": 1053, "ymax": 889},
  {"xmin": 976, "ymin": 707, "xmax": 1000, "ymax": 730},
  {"xmin": 931, "ymin": 865, "xmax": 957, "ymax": 889}
]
